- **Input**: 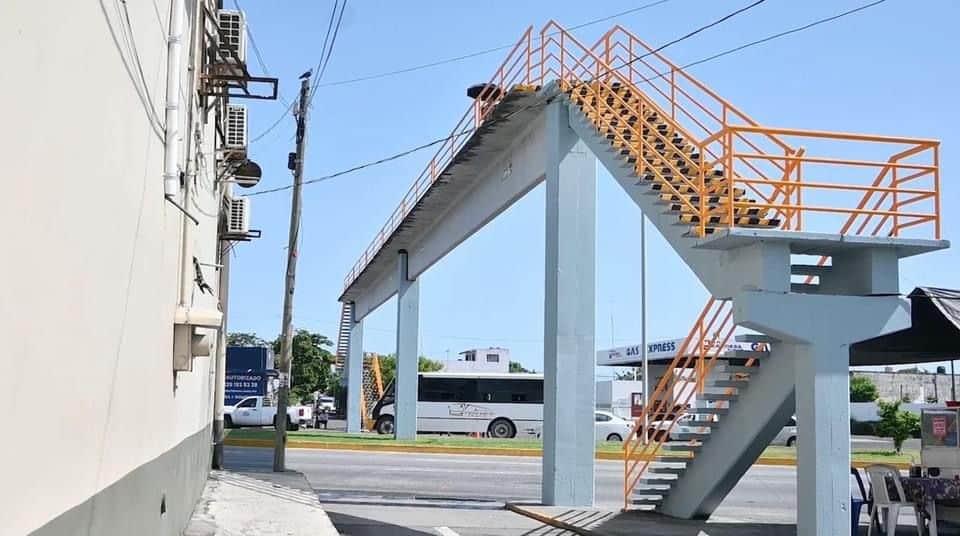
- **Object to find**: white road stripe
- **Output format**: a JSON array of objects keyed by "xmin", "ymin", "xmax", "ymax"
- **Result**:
[{"xmin": 434, "ymin": 527, "xmax": 461, "ymax": 536}]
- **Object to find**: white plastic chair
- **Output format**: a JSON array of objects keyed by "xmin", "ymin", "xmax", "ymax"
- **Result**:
[{"xmin": 865, "ymin": 464, "xmax": 924, "ymax": 536}]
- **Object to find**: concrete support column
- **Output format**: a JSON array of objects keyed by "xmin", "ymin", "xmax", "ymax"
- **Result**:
[
  {"xmin": 794, "ymin": 340, "xmax": 850, "ymax": 535},
  {"xmin": 542, "ymin": 101, "xmax": 597, "ymax": 507},
  {"xmin": 395, "ymin": 251, "xmax": 420, "ymax": 440},
  {"xmin": 736, "ymin": 291, "xmax": 911, "ymax": 535},
  {"xmin": 346, "ymin": 303, "xmax": 363, "ymax": 434}
]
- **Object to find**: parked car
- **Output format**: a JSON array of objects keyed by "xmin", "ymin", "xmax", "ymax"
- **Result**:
[
  {"xmin": 595, "ymin": 410, "xmax": 635, "ymax": 442},
  {"xmin": 771, "ymin": 416, "xmax": 798, "ymax": 447},
  {"xmin": 223, "ymin": 396, "xmax": 312, "ymax": 430},
  {"xmin": 646, "ymin": 413, "xmax": 713, "ymax": 441}
]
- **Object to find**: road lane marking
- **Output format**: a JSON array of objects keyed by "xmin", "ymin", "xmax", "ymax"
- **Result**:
[{"xmin": 434, "ymin": 527, "xmax": 461, "ymax": 536}]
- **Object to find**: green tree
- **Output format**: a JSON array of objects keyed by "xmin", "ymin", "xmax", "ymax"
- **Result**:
[
  {"xmin": 509, "ymin": 361, "xmax": 535, "ymax": 373},
  {"xmin": 850, "ymin": 375, "xmax": 879, "ymax": 402},
  {"xmin": 227, "ymin": 332, "xmax": 268, "ymax": 347},
  {"xmin": 876, "ymin": 399, "xmax": 920, "ymax": 454},
  {"xmin": 272, "ymin": 330, "xmax": 336, "ymax": 404},
  {"xmin": 377, "ymin": 354, "xmax": 444, "ymax": 386}
]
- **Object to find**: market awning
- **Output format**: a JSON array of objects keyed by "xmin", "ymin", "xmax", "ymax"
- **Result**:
[{"xmin": 851, "ymin": 287, "xmax": 960, "ymax": 366}]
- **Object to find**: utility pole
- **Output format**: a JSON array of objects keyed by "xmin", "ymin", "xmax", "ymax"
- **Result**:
[{"xmin": 274, "ymin": 73, "xmax": 311, "ymax": 472}]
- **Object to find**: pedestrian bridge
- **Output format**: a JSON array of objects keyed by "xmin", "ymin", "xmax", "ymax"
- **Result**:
[{"xmin": 335, "ymin": 21, "xmax": 947, "ymax": 535}]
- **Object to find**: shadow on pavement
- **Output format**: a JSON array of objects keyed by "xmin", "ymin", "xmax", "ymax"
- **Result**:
[
  {"xmin": 324, "ymin": 511, "xmax": 436, "ymax": 536},
  {"xmin": 594, "ymin": 510, "xmax": 795, "ymax": 536}
]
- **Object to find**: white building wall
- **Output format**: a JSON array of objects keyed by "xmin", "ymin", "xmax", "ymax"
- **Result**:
[{"xmin": 0, "ymin": 2, "xmax": 224, "ymax": 534}]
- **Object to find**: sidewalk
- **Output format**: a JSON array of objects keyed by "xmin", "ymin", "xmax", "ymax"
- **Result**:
[{"xmin": 184, "ymin": 470, "xmax": 339, "ymax": 535}]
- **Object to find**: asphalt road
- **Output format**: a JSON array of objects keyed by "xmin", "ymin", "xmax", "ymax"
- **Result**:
[{"xmin": 225, "ymin": 446, "xmax": 798, "ymax": 527}]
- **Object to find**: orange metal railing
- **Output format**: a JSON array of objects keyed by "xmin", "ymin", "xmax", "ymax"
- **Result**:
[
  {"xmin": 342, "ymin": 27, "xmax": 536, "ymax": 290},
  {"xmin": 343, "ymin": 22, "xmax": 941, "ymax": 293},
  {"xmin": 622, "ymin": 299, "xmax": 735, "ymax": 505},
  {"xmin": 699, "ymin": 125, "xmax": 941, "ymax": 238}
]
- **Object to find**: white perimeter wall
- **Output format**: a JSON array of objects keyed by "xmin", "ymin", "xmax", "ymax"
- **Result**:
[{"xmin": 0, "ymin": 1, "xmax": 222, "ymax": 533}]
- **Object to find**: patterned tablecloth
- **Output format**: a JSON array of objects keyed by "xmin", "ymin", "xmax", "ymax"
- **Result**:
[{"xmin": 899, "ymin": 477, "xmax": 960, "ymax": 508}]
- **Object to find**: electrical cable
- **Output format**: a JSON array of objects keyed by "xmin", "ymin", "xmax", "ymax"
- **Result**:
[
  {"xmin": 231, "ymin": 0, "xmax": 291, "ymax": 107},
  {"xmin": 315, "ymin": 0, "xmax": 675, "ymax": 89},
  {"xmin": 100, "ymin": 0, "xmax": 164, "ymax": 139},
  {"xmin": 247, "ymin": 0, "xmax": 887, "ymax": 197},
  {"xmin": 310, "ymin": 0, "xmax": 347, "ymax": 100},
  {"xmin": 249, "ymin": 0, "xmax": 340, "ymax": 144}
]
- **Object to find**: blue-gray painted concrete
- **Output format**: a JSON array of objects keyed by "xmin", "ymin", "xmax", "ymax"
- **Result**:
[
  {"xmin": 541, "ymin": 101, "xmax": 597, "ymax": 507},
  {"xmin": 346, "ymin": 304, "xmax": 363, "ymax": 434},
  {"xmin": 657, "ymin": 348, "xmax": 796, "ymax": 519},
  {"xmin": 395, "ymin": 252, "xmax": 419, "ymax": 441}
]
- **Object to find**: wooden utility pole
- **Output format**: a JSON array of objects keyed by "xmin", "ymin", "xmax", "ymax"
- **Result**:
[{"xmin": 274, "ymin": 73, "xmax": 311, "ymax": 472}]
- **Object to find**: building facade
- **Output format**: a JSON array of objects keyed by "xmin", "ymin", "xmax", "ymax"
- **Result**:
[
  {"xmin": 442, "ymin": 347, "xmax": 511, "ymax": 373},
  {"xmin": 1, "ymin": 2, "xmax": 266, "ymax": 534},
  {"xmin": 853, "ymin": 370, "xmax": 959, "ymax": 404}
]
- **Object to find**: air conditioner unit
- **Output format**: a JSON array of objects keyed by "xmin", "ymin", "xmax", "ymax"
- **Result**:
[
  {"xmin": 217, "ymin": 9, "xmax": 246, "ymax": 64},
  {"xmin": 224, "ymin": 104, "xmax": 247, "ymax": 150},
  {"xmin": 227, "ymin": 197, "xmax": 250, "ymax": 236}
]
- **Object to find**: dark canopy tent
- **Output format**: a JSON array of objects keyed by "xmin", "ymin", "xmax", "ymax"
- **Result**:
[{"xmin": 851, "ymin": 287, "xmax": 960, "ymax": 366}]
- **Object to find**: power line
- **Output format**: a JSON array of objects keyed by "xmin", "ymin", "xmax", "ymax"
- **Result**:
[
  {"xmin": 675, "ymin": 0, "xmax": 888, "ymax": 72},
  {"xmin": 232, "ymin": 0, "xmax": 291, "ymax": 107},
  {"xmin": 246, "ymin": 0, "xmax": 885, "ymax": 197},
  {"xmin": 310, "ymin": 0, "xmax": 347, "ymax": 102},
  {"xmin": 249, "ymin": 0, "xmax": 341, "ymax": 144},
  {"xmin": 315, "ymin": 0, "xmax": 675, "ymax": 89}
]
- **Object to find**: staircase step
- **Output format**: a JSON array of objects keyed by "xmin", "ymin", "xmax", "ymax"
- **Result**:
[
  {"xmin": 671, "ymin": 431, "xmax": 711, "ymax": 441},
  {"xmin": 660, "ymin": 441, "xmax": 703, "ymax": 453},
  {"xmin": 638, "ymin": 474, "xmax": 678, "ymax": 485},
  {"xmin": 648, "ymin": 465, "xmax": 687, "ymax": 475},
  {"xmin": 666, "ymin": 204, "xmax": 767, "ymax": 218},
  {"xmin": 698, "ymin": 392, "xmax": 737, "ymax": 402},
  {"xmin": 684, "ymin": 406, "xmax": 729, "ymax": 415},
  {"xmin": 716, "ymin": 365, "xmax": 759, "ymax": 374},
  {"xmin": 791, "ymin": 264, "xmax": 832, "ymax": 276},
  {"xmin": 709, "ymin": 379, "xmax": 748, "ymax": 388},
  {"xmin": 631, "ymin": 496, "xmax": 663, "ymax": 506},
  {"xmin": 676, "ymin": 213, "xmax": 781, "ymax": 227},
  {"xmin": 635, "ymin": 482, "xmax": 674, "ymax": 491}
]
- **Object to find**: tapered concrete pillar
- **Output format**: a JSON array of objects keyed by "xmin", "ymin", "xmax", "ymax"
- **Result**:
[
  {"xmin": 395, "ymin": 251, "xmax": 419, "ymax": 440},
  {"xmin": 542, "ymin": 101, "xmax": 597, "ymax": 507},
  {"xmin": 793, "ymin": 341, "xmax": 850, "ymax": 534},
  {"xmin": 736, "ymin": 291, "xmax": 911, "ymax": 535},
  {"xmin": 346, "ymin": 303, "xmax": 363, "ymax": 434}
]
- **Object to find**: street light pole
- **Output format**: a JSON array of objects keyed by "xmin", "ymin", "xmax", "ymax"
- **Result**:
[
  {"xmin": 641, "ymin": 214, "xmax": 649, "ymax": 444},
  {"xmin": 274, "ymin": 74, "xmax": 311, "ymax": 472}
]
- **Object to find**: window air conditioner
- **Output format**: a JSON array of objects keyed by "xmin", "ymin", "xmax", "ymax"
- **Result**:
[
  {"xmin": 217, "ymin": 9, "xmax": 246, "ymax": 64},
  {"xmin": 224, "ymin": 104, "xmax": 247, "ymax": 150},
  {"xmin": 227, "ymin": 197, "xmax": 250, "ymax": 236}
]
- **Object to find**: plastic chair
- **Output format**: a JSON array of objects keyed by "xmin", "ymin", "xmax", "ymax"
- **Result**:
[
  {"xmin": 865, "ymin": 464, "xmax": 924, "ymax": 536},
  {"xmin": 852, "ymin": 467, "xmax": 871, "ymax": 534}
]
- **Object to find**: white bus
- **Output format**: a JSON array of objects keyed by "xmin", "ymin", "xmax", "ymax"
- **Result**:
[{"xmin": 371, "ymin": 372, "xmax": 544, "ymax": 438}]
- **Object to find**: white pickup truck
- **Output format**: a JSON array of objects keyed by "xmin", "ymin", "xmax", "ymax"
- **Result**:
[{"xmin": 224, "ymin": 396, "xmax": 312, "ymax": 431}]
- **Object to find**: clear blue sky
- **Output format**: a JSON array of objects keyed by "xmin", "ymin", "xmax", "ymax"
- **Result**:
[{"xmin": 228, "ymin": 0, "xmax": 960, "ymax": 374}]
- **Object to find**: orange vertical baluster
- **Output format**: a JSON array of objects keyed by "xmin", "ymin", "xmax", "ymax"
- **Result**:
[
  {"xmin": 726, "ymin": 129, "xmax": 734, "ymax": 231},
  {"xmin": 892, "ymin": 165, "xmax": 899, "ymax": 236},
  {"xmin": 670, "ymin": 69, "xmax": 676, "ymax": 120},
  {"xmin": 933, "ymin": 144, "xmax": 941, "ymax": 239}
]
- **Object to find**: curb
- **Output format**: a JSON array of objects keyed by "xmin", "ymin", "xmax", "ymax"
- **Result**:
[
  {"xmin": 505, "ymin": 503, "xmax": 605, "ymax": 536},
  {"xmin": 223, "ymin": 438, "xmax": 911, "ymax": 469}
]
